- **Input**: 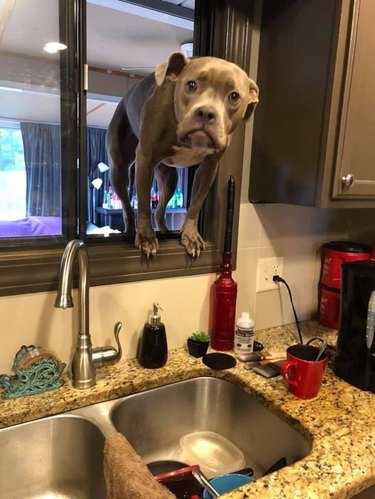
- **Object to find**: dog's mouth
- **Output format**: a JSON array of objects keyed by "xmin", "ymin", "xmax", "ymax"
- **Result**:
[{"xmin": 180, "ymin": 128, "xmax": 220, "ymax": 151}]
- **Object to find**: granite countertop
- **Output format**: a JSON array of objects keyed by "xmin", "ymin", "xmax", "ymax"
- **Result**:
[{"xmin": 0, "ymin": 321, "xmax": 374, "ymax": 498}]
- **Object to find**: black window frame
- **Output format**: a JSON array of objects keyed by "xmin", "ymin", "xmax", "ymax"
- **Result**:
[{"xmin": 0, "ymin": 0, "xmax": 255, "ymax": 296}]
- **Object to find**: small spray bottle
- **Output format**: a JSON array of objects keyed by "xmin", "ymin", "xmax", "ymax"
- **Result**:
[{"xmin": 138, "ymin": 303, "xmax": 168, "ymax": 368}]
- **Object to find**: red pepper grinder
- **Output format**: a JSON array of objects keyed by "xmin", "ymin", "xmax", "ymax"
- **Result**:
[{"xmin": 209, "ymin": 175, "xmax": 237, "ymax": 351}]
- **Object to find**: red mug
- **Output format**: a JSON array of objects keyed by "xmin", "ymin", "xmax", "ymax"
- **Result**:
[{"xmin": 281, "ymin": 345, "xmax": 328, "ymax": 400}]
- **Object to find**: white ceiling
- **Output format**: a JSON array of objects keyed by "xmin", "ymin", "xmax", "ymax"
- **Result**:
[
  {"xmin": 86, "ymin": 0, "xmax": 193, "ymax": 72},
  {"xmin": 0, "ymin": 0, "xmax": 194, "ymax": 127}
]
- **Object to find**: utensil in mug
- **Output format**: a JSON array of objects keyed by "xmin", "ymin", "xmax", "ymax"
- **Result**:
[
  {"xmin": 281, "ymin": 344, "xmax": 328, "ymax": 399},
  {"xmin": 315, "ymin": 340, "xmax": 328, "ymax": 361}
]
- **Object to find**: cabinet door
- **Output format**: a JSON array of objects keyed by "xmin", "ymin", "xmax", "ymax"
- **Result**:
[{"xmin": 333, "ymin": 0, "xmax": 375, "ymax": 198}]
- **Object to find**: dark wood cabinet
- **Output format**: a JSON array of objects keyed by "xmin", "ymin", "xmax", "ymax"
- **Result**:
[{"xmin": 249, "ymin": 0, "xmax": 375, "ymax": 208}]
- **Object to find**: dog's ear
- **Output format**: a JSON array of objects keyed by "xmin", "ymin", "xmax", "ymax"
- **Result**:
[
  {"xmin": 155, "ymin": 52, "xmax": 189, "ymax": 86},
  {"xmin": 244, "ymin": 78, "xmax": 259, "ymax": 120}
]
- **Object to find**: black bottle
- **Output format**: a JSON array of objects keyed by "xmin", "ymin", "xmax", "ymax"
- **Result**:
[{"xmin": 138, "ymin": 303, "xmax": 168, "ymax": 369}]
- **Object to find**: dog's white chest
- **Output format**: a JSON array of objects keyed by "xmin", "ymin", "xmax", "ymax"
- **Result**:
[{"xmin": 164, "ymin": 146, "xmax": 214, "ymax": 167}]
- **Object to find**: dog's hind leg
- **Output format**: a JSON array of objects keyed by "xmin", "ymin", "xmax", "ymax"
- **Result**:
[
  {"xmin": 154, "ymin": 163, "xmax": 178, "ymax": 233},
  {"xmin": 109, "ymin": 154, "xmax": 136, "ymax": 233},
  {"xmin": 107, "ymin": 101, "xmax": 138, "ymax": 233}
]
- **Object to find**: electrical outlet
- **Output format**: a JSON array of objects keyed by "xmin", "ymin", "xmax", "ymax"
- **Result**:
[{"xmin": 256, "ymin": 257, "xmax": 284, "ymax": 292}]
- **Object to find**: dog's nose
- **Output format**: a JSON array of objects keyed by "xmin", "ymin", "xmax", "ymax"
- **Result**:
[{"xmin": 195, "ymin": 106, "xmax": 217, "ymax": 124}]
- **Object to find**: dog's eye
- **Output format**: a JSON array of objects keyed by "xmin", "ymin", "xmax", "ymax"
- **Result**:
[
  {"xmin": 229, "ymin": 91, "xmax": 240, "ymax": 103},
  {"xmin": 186, "ymin": 80, "xmax": 198, "ymax": 91}
]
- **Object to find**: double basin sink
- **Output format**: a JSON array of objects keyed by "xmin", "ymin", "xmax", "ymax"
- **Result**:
[{"xmin": 0, "ymin": 377, "xmax": 312, "ymax": 498}]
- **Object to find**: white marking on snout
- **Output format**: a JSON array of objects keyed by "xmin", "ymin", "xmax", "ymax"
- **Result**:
[{"xmin": 178, "ymin": 95, "xmax": 227, "ymax": 150}]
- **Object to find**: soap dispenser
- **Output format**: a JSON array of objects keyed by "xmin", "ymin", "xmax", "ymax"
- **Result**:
[{"xmin": 138, "ymin": 303, "xmax": 168, "ymax": 368}]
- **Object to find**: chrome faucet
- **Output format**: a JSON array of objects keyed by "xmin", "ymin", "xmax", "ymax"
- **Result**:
[{"xmin": 55, "ymin": 239, "xmax": 122, "ymax": 389}]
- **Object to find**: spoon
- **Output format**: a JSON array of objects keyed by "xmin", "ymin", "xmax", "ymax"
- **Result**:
[{"xmin": 315, "ymin": 341, "xmax": 327, "ymax": 361}]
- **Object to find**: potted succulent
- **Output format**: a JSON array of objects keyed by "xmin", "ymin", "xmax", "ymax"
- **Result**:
[{"xmin": 187, "ymin": 331, "xmax": 210, "ymax": 358}]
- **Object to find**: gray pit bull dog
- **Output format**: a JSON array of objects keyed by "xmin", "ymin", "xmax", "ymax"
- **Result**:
[{"xmin": 106, "ymin": 52, "xmax": 259, "ymax": 257}]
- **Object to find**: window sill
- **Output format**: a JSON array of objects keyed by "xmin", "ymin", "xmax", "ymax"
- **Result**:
[{"xmin": 0, "ymin": 238, "xmax": 225, "ymax": 296}]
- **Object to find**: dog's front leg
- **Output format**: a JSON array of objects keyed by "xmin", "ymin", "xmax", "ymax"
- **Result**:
[
  {"xmin": 181, "ymin": 154, "xmax": 221, "ymax": 257},
  {"xmin": 154, "ymin": 162, "xmax": 178, "ymax": 233},
  {"xmin": 134, "ymin": 150, "xmax": 159, "ymax": 257}
]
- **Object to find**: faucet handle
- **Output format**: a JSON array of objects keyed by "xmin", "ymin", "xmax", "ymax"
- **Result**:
[{"xmin": 92, "ymin": 322, "xmax": 123, "ymax": 368}]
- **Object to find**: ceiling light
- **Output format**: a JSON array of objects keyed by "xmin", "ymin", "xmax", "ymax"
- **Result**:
[{"xmin": 43, "ymin": 42, "xmax": 67, "ymax": 54}]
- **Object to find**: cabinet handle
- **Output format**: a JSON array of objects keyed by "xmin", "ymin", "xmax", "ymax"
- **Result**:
[{"xmin": 341, "ymin": 173, "xmax": 355, "ymax": 189}]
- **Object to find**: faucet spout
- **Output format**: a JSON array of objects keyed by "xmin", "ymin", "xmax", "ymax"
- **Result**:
[
  {"xmin": 55, "ymin": 239, "xmax": 95, "ymax": 389},
  {"xmin": 55, "ymin": 239, "xmax": 123, "ymax": 389}
]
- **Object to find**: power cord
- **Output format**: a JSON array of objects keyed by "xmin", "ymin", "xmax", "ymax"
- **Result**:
[{"xmin": 273, "ymin": 275, "xmax": 304, "ymax": 344}]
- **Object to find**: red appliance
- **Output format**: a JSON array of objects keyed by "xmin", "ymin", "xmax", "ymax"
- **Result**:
[
  {"xmin": 319, "ymin": 285, "xmax": 340, "ymax": 329},
  {"xmin": 319, "ymin": 241, "xmax": 371, "ymax": 329},
  {"xmin": 321, "ymin": 241, "xmax": 371, "ymax": 289}
]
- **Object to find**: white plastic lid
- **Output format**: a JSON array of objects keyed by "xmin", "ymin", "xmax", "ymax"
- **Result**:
[{"xmin": 179, "ymin": 431, "xmax": 246, "ymax": 478}]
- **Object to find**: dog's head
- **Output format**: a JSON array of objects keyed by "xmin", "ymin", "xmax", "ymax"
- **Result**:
[{"xmin": 155, "ymin": 52, "xmax": 259, "ymax": 152}]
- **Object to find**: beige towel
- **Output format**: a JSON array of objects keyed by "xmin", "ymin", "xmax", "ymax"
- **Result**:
[{"xmin": 104, "ymin": 432, "xmax": 176, "ymax": 499}]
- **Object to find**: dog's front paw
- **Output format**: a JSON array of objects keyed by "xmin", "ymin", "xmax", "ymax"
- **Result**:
[
  {"xmin": 181, "ymin": 222, "xmax": 205, "ymax": 258},
  {"xmin": 135, "ymin": 231, "xmax": 159, "ymax": 258}
]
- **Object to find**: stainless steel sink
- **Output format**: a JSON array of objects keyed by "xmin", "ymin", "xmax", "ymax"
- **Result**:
[
  {"xmin": 111, "ymin": 377, "xmax": 312, "ymax": 478},
  {"xmin": 0, "ymin": 415, "xmax": 106, "ymax": 499},
  {"xmin": 0, "ymin": 377, "xmax": 312, "ymax": 498}
]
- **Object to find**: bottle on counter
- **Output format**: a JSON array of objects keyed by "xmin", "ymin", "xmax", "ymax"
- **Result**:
[
  {"xmin": 234, "ymin": 312, "xmax": 255, "ymax": 361},
  {"xmin": 102, "ymin": 189, "xmax": 108, "ymax": 209},
  {"xmin": 138, "ymin": 303, "xmax": 168, "ymax": 369},
  {"xmin": 209, "ymin": 253, "xmax": 237, "ymax": 351},
  {"xmin": 209, "ymin": 176, "xmax": 237, "ymax": 351},
  {"xmin": 175, "ymin": 188, "xmax": 183, "ymax": 208},
  {"xmin": 106, "ymin": 186, "xmax": 114, "ymax": 209},
  {"xmin": 111, "ymin": 192, "xmax": 122, "ymax": 209},
  {"xmin": 151, "ymin": 187, "xmax": 158, "ymax": 209}
]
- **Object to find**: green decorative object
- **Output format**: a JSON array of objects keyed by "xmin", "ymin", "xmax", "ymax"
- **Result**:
[
  {"xmin": 0, "ymin": 345, "xmax": 66, "ymax": 399},
  {"xmin": 187, "ymin": 331, "xmax": 210, "ymax": 358},
  {"xmin": 189, "ymin": 331, "xmax": 210, "ymax": 342}
]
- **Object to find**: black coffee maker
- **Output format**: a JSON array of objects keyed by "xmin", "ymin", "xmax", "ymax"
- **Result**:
[{"xmin": 334, "ymin": 247, "xmax": 375, "ymax": 393}]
